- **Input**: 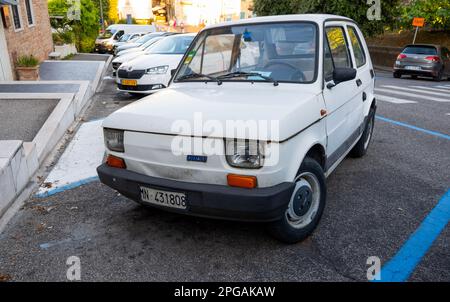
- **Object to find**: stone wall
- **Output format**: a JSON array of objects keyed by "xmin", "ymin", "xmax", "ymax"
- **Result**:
[{"xmin": 368, "ymin": 45, "xmax": 403, "ymax": 70}]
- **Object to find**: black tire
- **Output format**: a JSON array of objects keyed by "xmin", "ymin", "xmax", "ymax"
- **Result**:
[
  {"xmin": 393, "ymin": 72, "xmax": 401, "ymax": 78},
  {"xmin": 433, "ymin": 70, "xmax": 443, "ymax": 82},
  {"xmin": 268, "ymin": 157, "xmax": 326, "ymax": 244},
  {"xmin": 350, "ymin": 106, "xmax": 375, "ymax": 158}
]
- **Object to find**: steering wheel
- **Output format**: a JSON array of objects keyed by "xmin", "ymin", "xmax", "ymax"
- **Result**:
[{"xmin": 263, "ymin": 62, "xmax": 306, "ymax": 82}]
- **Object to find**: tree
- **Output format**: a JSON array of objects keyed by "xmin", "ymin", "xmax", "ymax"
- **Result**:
[
  {"xmin": 48, "ymin": 0, "xmax": 100, "ymax": 52},
  {"xmin": 253, "ymin": 0, "xmax": 401, "ymax": 36},
  {"xmin": 401, "ymin": 0, "xmax": 450, "ymax": 30}
]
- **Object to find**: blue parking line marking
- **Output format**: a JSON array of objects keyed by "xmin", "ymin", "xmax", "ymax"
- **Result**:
[
  {"xmin": 375, "ymin": 115, "xmax": 450, "ymax": 141},
  {"xmin": 34, "ymin": 176, "xmax": 99, "ymax": 198},
  {"xmin": 376, "ymin": 189, "xmax": 450, "ymax": 282}
]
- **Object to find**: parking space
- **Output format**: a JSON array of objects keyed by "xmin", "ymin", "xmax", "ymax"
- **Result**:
[{"xmin": 0, "ymin": 69, "xmax": 448, "ymax": 281}]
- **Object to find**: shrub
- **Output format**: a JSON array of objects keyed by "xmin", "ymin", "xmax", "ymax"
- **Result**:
[{"xmin": 16, "ymin": 55, "xmax": 39, "ymax": 67}]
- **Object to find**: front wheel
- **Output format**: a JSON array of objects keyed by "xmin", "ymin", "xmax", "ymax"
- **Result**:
[
  {"xmin": 268, "ymin": 157, "xmax": 326, "ymax": 244},
  {"xmin": 393, "ymin": 72, "xmax": 401, "ymax": 78}
]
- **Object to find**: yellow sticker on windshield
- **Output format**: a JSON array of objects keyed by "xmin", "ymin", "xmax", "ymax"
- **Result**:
[{"xmin": 184, "ymin": 50, "xmax": 196, "ymax": 64}]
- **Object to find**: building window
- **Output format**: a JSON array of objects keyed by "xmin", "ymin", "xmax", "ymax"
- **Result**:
[
  {"xmin": 10, "ymin": 4, "xmax": 22, "ymax": 30},
  {"xmin": 25, "ymin": 0, "xmax": 35, "ymax": 26}
]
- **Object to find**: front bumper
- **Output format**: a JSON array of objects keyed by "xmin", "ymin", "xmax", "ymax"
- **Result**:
[
  {"xmin": 95, "ymin": 44, "xmax": 113, "ymax": 54},
  {"xmin": 117, "ymin": 83, "xmax": 166, "ymax": 94},
  {"xmin": 97, "ymin": 164, "xmax": 295, "ymax": 222}
]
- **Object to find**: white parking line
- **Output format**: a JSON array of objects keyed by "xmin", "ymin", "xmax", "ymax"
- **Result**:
[
  {"xmin": 35, "ymin": 119, "xmax": 105, "ymax": 197},
  {"xmin": 375, "ymin": 88, "xmax": 450, "ymax": 103},
  {"xmin": 435, "ymin": 85, "xmax": 450, "ymax": 90},
  {"xmin": 381, "ymin": 85, "xmax": 450, "ymax": 98},
  {"xmin": 410, "ymin": 86, "xmax": 450, "ymax": 93},
  {"xmin": 375, "ymin": 94, "xmax": 417, "ymax": 104}
]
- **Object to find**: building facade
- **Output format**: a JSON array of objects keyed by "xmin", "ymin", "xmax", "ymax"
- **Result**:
[{"xmin": 0, "ymin": 0, "xmax": 53, "ymax": 80}]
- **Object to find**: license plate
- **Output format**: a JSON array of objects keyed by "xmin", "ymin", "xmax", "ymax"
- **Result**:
[
  {"xmin": 405, "ymin": 66, "xmax": 421, "ymax": 71},
  {"xmin": 139, "ymin": 186, "xmax": 187, "ymax": 210},
  {"xmin": 121, "ymin": 79, "xmax": 137, "ymax": 86}
]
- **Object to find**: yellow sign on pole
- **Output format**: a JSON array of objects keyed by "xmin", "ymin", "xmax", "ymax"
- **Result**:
[{"xmin": 412, "ymin": 18, "xmax": 425, "ymax": 27}]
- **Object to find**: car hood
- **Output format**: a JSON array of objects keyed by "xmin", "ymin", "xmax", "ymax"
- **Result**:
[
  {"xmin": 120, "ymin": 54, "xmax": 183, "ymax": 70},
  {"xmin": 103, "ymin": 85, "xmax": 322, "ymax": 141},
  {"xmin": 117, "ymin": 47, "xmax": 143, "ymax": 57},
  {"xmin": 113, "ymin": 51, "xmax": 145, "ymax": 64},
  {"xmin": 117, "ymin": 43, "xmax": 141, "ymax": 51}
]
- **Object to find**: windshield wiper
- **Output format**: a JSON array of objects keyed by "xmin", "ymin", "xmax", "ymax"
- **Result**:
[
  {"xmin": 218, "ymin": 71, "xmax": 279, "ymax": 86},
  {"xmin": 177, "ymin": 73, "xmax": 222, "ymax": 85}
]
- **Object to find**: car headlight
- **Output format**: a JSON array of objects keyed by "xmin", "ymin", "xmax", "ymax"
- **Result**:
[
  {"xmin": 145, "ymin": 65, "xmax": 169, "ymax": 75},
  {"xmin": 104, "ymin": 128, "xmax": 124, "ymax": 152},
  {"xmin": 225, "ymin": 139, "xmax": 263, "ymax": 169}
]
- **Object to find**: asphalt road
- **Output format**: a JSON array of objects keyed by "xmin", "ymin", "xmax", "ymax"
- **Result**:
[{"xmin": 0, "ymin": 70, "xmax": 449, "ymax": 281}]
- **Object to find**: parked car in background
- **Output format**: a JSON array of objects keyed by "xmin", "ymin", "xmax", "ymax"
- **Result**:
[
  {"xmin": 115, "ymin": 33, "xmax": 176, "ymax": 57},
  {"xmin": 116, "ymin": 33, "xmax": 195, "ymax": 95},
  {"xmin": 112, "ymin": 32, "xmax": 147, "ymax": 52},
  {"xmin": 393, "ymin": 44, "xmax": 450, "ymax": 81},
  {"xmin": 99, "ymin": 15, "xmax": 376, "ymax": 243},
  {"xmin": 95, "ymin": 24, "xmax": 156, "ymax": 54},
  {"xmin": 112, "ymin": 36, "xmax": 166, "ymax": 75},
  {"xmin": 114, "ymin": 32, "xmax": 169, "ymax": 55}
]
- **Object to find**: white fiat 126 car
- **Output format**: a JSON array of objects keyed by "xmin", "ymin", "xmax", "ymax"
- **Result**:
[{"xmin": 98, "ymin": 14, "xmax": 376, "ymax": 243}]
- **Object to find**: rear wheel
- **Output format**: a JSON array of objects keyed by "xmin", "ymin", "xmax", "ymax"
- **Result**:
[
  {"xmin": 434, "ymin": 70, "xmax": 443, "ymax": 82},
  {"xmin": 393, "ymin": 72, "xmax": 401, "ymax": 79},
  {"xmin": 350, "ymin": 106, "xmax": 375, "ymax": 158},
  {"xmin": 268, "ymin": 157, "xmax": 326, "ymax": 244}
]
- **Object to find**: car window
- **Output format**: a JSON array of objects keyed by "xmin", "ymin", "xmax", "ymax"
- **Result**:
[
  {"xmin": 323, "ymin": 37, "xmax": 334, "ymax": 82},
  {"xmin": 347, "ymin": 26, "xmax": 366, "ymax": 68},
  {"xmin": 325, "ymin": 27, "xmax": 352, "ymax": 68},
  {"xmin": 148, "ymin": 36, "xmax": 194, "ymax": 55},
  {"xmin": 403, "ymin": 46, "xmax": 437, "ymax": 55},
  {"xmin": 176, "ymin": 22, "xmax": 318, "ymax": 84},
  {"xmin": 114, "ymin": 30, "xmax": 124, "ymax": 41}
]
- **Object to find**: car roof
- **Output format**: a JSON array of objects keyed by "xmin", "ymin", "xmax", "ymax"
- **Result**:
[
  {"xmin": 403, "ymin": 44, "xmax": 441, "ymax": 49},
  {"xmin": 203, "ymin": 14, "xmax": 354, "ymax": 30}
]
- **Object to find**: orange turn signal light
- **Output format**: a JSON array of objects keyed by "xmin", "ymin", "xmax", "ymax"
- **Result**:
[
  {"xmin": 227, "ymin": 174, "xmax": 257, "ymax": 189},
  {"xmin": 106, "ymin": 154, "xmax": 126, "ymax": 169}
]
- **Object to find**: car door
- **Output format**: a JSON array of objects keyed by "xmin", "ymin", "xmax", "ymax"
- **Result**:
[
  {"xmin": 346, "ymin": 25, "xmax": 370, "ymax": 130},
  {"xmin": 322, "ymin": 23, "xmax": 362, "ymax": 168}
]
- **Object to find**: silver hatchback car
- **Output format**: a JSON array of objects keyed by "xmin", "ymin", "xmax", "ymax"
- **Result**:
[{"xmin": 393, "ymin": 44, "xmax": 450, "ymax": 81}]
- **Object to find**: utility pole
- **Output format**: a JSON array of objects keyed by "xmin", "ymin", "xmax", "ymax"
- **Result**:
[{"xmin": 99, "ymin": 0, "xmax": 105, "ymax": 32}]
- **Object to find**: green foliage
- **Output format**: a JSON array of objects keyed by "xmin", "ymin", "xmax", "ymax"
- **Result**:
[
  {"xmin": 48, "ymin": 0, "xmax": 100, "ymax": 52},
  {"xmin": 253, "ymin": 0, "xmax": 401, "ymax": 36},
  {"xmin": 16, "ymin": 55, "xmax": 39, "ymax": 67},
  {"xmin": 52, "ymin": 30, "xmax": 75, "ymax": 45},
  {"xmin": 401, "ymin": 0, "xmax": 450, "ymax": 30}
]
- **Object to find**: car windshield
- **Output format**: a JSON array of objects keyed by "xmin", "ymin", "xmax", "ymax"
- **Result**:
[
  {"xmin": 118, "ymin": 34, "xmax": 131, "ymax": 42},
  {"xmin": 175, "ymin": 22, "xmax": 317, "ymax": 84},
  {"xmin": 98, "ymin": 29, "xmax": 116, "ymax": 39},
  {"xmin": 403, "ymin": 46, "xmax": 437, "ymax": 55},
  {"xmin": 148, "ymin": 35, "xmax": 194, "ymax": 55},
  {"xmin": 135, "ymin": 33, "xmax": 161, "ymax": 44},
  {"xmin": 141, "ymin": 37, "xmax": 164, "ymax": 50}
]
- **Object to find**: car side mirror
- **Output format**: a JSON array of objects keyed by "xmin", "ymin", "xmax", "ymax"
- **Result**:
[
  {"xmin": 171, "ymin": 69, "xmax": 177, "ymax": 77},
  {"xmin": 333, "ymin": 67, "xmax": 357, "ymax": 85}
]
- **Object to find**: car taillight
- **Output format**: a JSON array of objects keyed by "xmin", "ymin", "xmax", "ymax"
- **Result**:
[
  {"xmin": 425, "ymin": 56, "xmax": 440, "ymax": 62},
  {"xmin": 397, "ymin": 54, "xmax": 407, "ymax": 60}
]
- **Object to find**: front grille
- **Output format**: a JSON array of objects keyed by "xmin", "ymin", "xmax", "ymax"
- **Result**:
[
  {"xmin": 118, "ymin": 84, "xmax": 154, "ymax": 91},
  {"xmin": 118, "ymin": 69, "xmax": 146, "ymax": 79}
]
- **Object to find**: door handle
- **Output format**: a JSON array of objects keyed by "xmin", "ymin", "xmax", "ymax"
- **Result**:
[
  {"xmin": 356, "ymin": 79, "xmax": 362, "ymax": 87},
  {"xmin": 362, "ymin": 92, "xmax": 367, "ymax": 102}
]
